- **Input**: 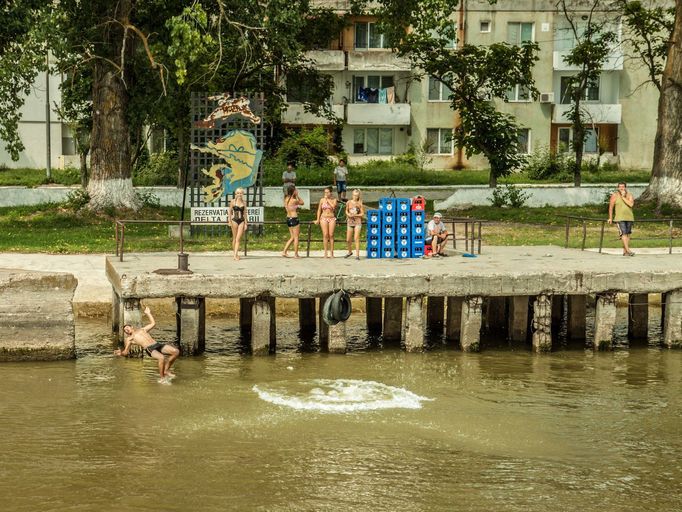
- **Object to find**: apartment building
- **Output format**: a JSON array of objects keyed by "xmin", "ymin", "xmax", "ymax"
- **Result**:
[{"xmin": 283, "ymin": 0, "xmax": 660, "ymax": 170}]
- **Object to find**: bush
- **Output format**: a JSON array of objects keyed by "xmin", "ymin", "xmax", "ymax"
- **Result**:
[
  {"xmin": 136, "ymin": 190, "xmax": 161, "ymax": 208},
  {"xmin": 488, "ymin": 184, "xmax": 530, "ymax": 208},
  {"xmin": 62, "ymin": 188, "xmax": 90, "ymax": 211},
  {"xmin": 524, "ymin": 146, "xmax": 572, "ymax": 181},
  {"xmin": 133, "ymin": 152, "xmax": 177, "ymax": 186},
  {"xmin": 275, "ymin": 127, "xmax": 330, "ymax": 167}
]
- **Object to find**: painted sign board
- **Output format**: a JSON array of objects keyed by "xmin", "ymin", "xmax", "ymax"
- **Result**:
[{"xmin": 191, "ymin": 207, "xmax": 264, "ymax": 224}]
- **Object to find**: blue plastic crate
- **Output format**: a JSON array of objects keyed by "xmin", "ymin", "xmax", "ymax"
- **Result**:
[
  {"xmin": 397, "ymin": 198, "xmax": 410, "ymax": 212},
  {"xmin": 382, "ymin": 223, "xmax": 395, "ymax": 236},
  {"xmin": 411, "ymin": 210, "xmax": 425, "ymax": 224},
  {"xmin": 411, "ymin": 223, "xmax": 425, "ymax": 236},
  {"xmin": 367, "ymin": 247, "xmax": 381, "ymax": 259},
  {"xmin": 412, "ymin": 235, "xmax": 425, "ymax": 247},
  {"xmin": 381, "ymin": 246, "xmax": 394, "ymax": 258},
  {"xmin": 398, "ymin": 211, "xmax": 410, "ymax": 224},
  {"xmin": 396, "ymin": 246, "xmax": 411, "ymax": 258},
  {"xmin": 397, "ymin": 235, "xmax": 411, "ymax": 248},
  {"xmin": 411, "ymin": 245, "xmax": 425, "ymax": 258},
  {"xmin": 367, "ymin": 235, "xmax": 380, "ymax": 249},
  {"xmin": 379, "ymin": 198, "xmax": 396, "ymax": 212},
  {"xmin": 381, "ymin": 234, "xmax": 394, "ymax": 247},
  {"xmin": 367, "ymin": 209, "xmax": 381, "ymax": 224},
  {"xmin": 367, "ymin": 223, "xmax": 381, "ymax": 237},
  {"xmin": 397, "ymin": 223, "xmax": 410, "ymax": 236},
  {"xmin": 383, "ymin": 211, "xmax": 395, "ymax": 225}
]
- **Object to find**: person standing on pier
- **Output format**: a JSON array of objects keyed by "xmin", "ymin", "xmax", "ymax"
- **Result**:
[
  {"xmin": 344, "ymin": 189, "xmax": 364, "ymax": 260},
  {"xmin": 425, "ymin": 212, "xmax": 449, "ymax": 258},
  {"xmin": 608, "ymin": 182, "xmax": 635, "ymax": 256},
  {"xmin": 314, "ymin": 186, "xmax": 338, "ymax": 258},
  {"xmin": 229, "ymin": 187, "xmax": 248, "ymax": 261},
  {"xmin": 282, "ymin": 185, "xmax": 304, "ymax": 258},
  {"xmin": 115, "ymin": 306, "xmax": 180, "ymax": 383}
]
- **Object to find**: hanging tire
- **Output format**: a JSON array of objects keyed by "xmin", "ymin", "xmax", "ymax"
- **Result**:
[
  {"xmin": 322, "ymin": 294, "xmax": 340, "ymax": 326},
  {"xmin": 330, "ymin": 290, "xmax": 352, "ymax": 322}
]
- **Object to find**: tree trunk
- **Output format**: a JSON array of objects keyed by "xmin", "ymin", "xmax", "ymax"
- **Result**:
[
  {"xmin": 573, "ymin": 98, "xmax": 583, "ymax": 187},
  {"xmin": 87, "ymin": 64, "xmax": 139, "ymax": 210},
  {"xmin": 488, "ymin": 171, "xmax": 497, "ymax": 188},
  {"xmin": 79, "ymin": 150, "xmax": 88, "ymax": 188},
  {"xmin": 640, "ymin": 0, "xmax": 682, "ymax": 208}
]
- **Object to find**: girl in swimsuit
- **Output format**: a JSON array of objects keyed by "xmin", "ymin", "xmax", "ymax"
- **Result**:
[
  {"xmin": 282, "ymin": 185, "xmax": 304, "ymax": 258},
  {"xmin": 344, "ymin": 189, "xmax": 364, "ymax": 260},
  {"xmin": 228, "ymin": 188, "xmax": 247, "ymax": 261},
  {"xmin": 314, "ymin": 186, "xmax": 338, "ymax": 258}
]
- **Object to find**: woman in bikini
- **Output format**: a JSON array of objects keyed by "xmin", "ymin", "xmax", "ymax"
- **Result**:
[
  {"xmin": 314, "ymin": 185, "xmax": 338, "ymax": 258},
  {"xmin": 344, "ymin": 189, "xmax": 364, "ymax": 260},
  {"xmin": 282, "ymin": 184, "xmax": 304, "ymax": 258},
  {"xmin": 228, "ymin": 187, "xmax": 247, "ymax": 261}
]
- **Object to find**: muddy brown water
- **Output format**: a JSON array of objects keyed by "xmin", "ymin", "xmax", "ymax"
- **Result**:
[{"xmin": 1, "ymin": 309, "xmax": 681, "ymax": 512}]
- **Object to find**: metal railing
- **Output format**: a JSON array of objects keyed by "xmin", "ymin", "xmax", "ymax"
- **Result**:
[
  {"xmin": 114, "ymin": 216, "xmax": 485, "ymax": 261},
  {"xmin": 563, "ymin": 216, "xmax": 681, "ymax": 253}
]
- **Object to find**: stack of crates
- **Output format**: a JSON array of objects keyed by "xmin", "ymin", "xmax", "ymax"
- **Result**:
[{"xmin": 365, "ymin": 197, "xmax": 427, "ymax": 259}]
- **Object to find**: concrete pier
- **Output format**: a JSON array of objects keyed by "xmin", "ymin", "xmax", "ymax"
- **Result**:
[
  {"xmin": 628, "ymin": 293, "xmax": 648, "ymax": 340},
  {"xmin": 594, "ymin": 292, "xmax": 617, "ymax": 350},
  {"xmin": 460, "ymin": 296, "xmax": 483, "ymax": 352},
  {"xmin": 329, "ymin": 321, "xmax": 347, "ymax": 353},
  {"xmin": 508, "ymin": 296, "xmax": 529, "ymax": 343},
  {"xmin": 567, "ymin": 295, "xmax": 587, "ymax": 340},
  {"xmin": 383, "ymin": 297, "xmax": 403, "ymax": 342},
  {"xmin": 175, "ymin": 297, "xmax": 205, "ymax": 355},
  {"xmin": 299, "ymin": 298, "xmax": 316, "ymax": 333},
  {"xmin": 112, "ymin": 290, "xmax": 120, "ymax": 333},
  {"xmin": 532, "ymin": 294, "xmax": 552, "ymax": 352},
  {"xmin": 251, "ymin": 298, "xmax": 273, "ymax": 355},
  {"xmin": 239, "ymin": 298, "xmax": 254, "ymax": 335},
  {"xmin": 427, "ymin": 296, "xmax": 445, "ymax": 333},
  {"xmin": 366, "ymin": 297, "xmax": 383, "ymax": 334},
  {"xmin": 445, "ymin": 297, "xmax": 462, "ymax": 343},
  {"xmin": 663, "ymin": 290, "xmax": 682, "ymax": 348},
  {"xmin": 405, "ymin": 296, "xmax": 425, "ymax": 351},
  {"xmin": 318, "ymin": 293, "xmax": 331, "ymax": 346}
]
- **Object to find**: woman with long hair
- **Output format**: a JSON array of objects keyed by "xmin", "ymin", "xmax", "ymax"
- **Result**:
[
  {"xmin": 344, "ymin": 189, "xmax": 364, "ymax": 260},
  {"xmin": 282, "ymin": 185, "xmax": 304, "ymax": 258},
  {"xmin": 314, "ymin": 186, "xmax": 338, "ymax": 258},
  {"xmin": 228, "ymin": 188, "xmax": 247, "ymax": 261}
]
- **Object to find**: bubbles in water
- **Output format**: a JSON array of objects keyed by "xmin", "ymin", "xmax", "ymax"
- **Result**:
[{"xmin": 253, "ymin": 379, "xmax": 433, "ymax": 413}]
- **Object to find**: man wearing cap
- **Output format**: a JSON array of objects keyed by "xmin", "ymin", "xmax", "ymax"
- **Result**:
[{"xmin": 425, "ymin": 212, "xmax": 448, "ymax": 258}]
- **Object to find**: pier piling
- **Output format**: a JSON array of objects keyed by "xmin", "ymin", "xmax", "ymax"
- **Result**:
[
  {"xmin": 508, "ymin": 296, "xmax": 530, "ymax": 343},
  {"xmin": 112, "ymin": 290, "xmax": 120, "ymax": 333},
  {"xmin": 460, "ymin": 296, "xmax": 483, "ymax": 352},
  {"xmin": 298, "ymin": 298, "xmax": 316, "ymax": 334},
  {"xmin": 318, "ymin": 293, "xmax": 331, "ymax": 346},
  {"xmin": 405, "ymin": 296, "xmax": 425, "ymax": 352},
  {"xmin": 251, "ymin": 298, "xmax": 273, "ymax": 355},
  {"xmin": 445, "ymin": 297, "xmax": 462, "ymax": 343},
  {"xmin": 628, "ymin": 293, "xmax": 648, "ymax": 340},
  {"xmin": 239, "ymin": 298, "xmax": 254, "ymax": 335},
  {"xmin": 329, "ymin": 321, "xmax": 347, "ymax": 353},
  {"xmin": 175, "ymin": 297, "xmax": 206, "ymax": 355},
  {"xmin": 532, "ymin": 294, "xmax": 552, "ymax": 352},
  {"xmin": 383, "ymin": 297, "xmax": 403, "ymax": 342},
  {"xmin": 594, "ymin": 292, "xmax": 617, "ymax": 350},
  {"xmin": 663, "ymin": 290, "xmax": 682, "ymax": 348}
]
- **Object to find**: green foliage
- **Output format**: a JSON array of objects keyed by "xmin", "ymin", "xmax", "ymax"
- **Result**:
[
  {"xmin": 136, "ymin": 190, "xmax": 161, "ymax": 209},
  {"xmin": 62, "ymin": 188, "xmax": 90, "ymax": 211},
  {"xmin": 524, "ymin": 146, "xmax": 573, "ymax": 181},
  {"xmin": 275, "ymin": 128, "xmax": 330, "ymax": 167},
  {"xmin": 488, "ymin": 184, "xmax": 530, "ymax": 208},
  {"xmin": 394, "ymin": 142, "xmax": 433, "ymax": 171},
  {"xmin": 133, "ymin": 152, "xmax": 178, "ymax": 186}
]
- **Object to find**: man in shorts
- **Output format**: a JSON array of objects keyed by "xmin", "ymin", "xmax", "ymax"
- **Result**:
[
  {"xmin": 333, "ymin": 159, "xmax": 348, "ymax": 201},
  {"xmin": 114, "ymin": 306, "xmax": 180, "ymax": 382},
  {"xmin": 608, "ymin": 182, "xmax": 635, "ymax": 256},
  {"xmin": 425, "ymin": 212, "xmax": 449, "ymax": 257},
  {"xmin": 282, "ymin": 163, "xmax": 297, "ymax": 196}
]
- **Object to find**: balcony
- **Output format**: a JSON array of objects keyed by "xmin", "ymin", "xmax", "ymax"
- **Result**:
[
  {"xmin": 346, "ymin": 103, "xmax": 411, "ymax": 125},
  {"xmin": 304, "ymin": 50, "xmax": 345, "ymax": 71},
  {"xmin": 347, "ymin": 51, "xmax": 411, "ymax": 71},
  {"xmin": 553, "ymin": 49, "xmax": 623, "ymax": 71},
  {"xmin": 552, "ymin": 103, "xmax": 622, "ymax": 124},
  {"xmin": 282, "ymin": 104, "xmax": 344, "ymax": 125}
]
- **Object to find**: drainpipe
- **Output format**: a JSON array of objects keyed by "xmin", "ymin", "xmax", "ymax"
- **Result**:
[{"xmin": 454, "ymin": 0, "xmax": 466, "ymax": 169}]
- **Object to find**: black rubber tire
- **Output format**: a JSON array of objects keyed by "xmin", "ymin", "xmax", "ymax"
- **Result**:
[
  {"xmin": 322, "ymin": 294, "xmax": 340, "ymax": 326},
  {"xmin": 330, "ymin": 290, "xmax": 352, "ymax": 322}
]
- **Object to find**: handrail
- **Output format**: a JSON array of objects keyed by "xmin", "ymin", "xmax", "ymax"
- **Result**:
[
  {"xmin": 114, "ymin": 215, "xmax": 486, "ymax": 261},
  {"xmin": 561, "ymin": 215, "xmax": 680, "ymax": 254}
]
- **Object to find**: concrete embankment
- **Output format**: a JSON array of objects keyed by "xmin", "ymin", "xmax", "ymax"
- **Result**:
[{"xmin": 0, "ymin": 270, "xmax": 77, "ymax": 361}]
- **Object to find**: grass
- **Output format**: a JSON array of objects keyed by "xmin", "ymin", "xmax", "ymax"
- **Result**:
[
  {"xmin": 0, "ymin": 167, "xmax": 81, "ymax": 187},
  {"xmin": 0, "ymin": 200, "xmax": 680, "ymax": 254}
]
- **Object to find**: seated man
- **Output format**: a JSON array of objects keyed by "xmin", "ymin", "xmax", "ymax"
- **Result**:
[
  {"xmin": 425, "ymin": 212, "xmax": 448, "ymax": 257},
  {"xmin": 114, "ymin": 306, "xmax": 180, "ymax": 383}
]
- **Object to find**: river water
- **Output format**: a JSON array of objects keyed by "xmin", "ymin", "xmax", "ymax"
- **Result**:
[{"xmin": 1, "ymin": 314, "xmax": 681, "ymax": 512}]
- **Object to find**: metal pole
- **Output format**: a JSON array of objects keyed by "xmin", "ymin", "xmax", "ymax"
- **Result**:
[
  {"xmin": 669, "ymin": 219, "xmax": 674, "ymax": 255},
  {"xmin": 45, "ymin": 53, "xmax": 52, "ymax": 180},
  {"xmin": 598, "ymin": 221, "xmax": 605, "ymax": 253},
  {"xmin": 581, "ymin": 220, "xmax": 587, "ymax": 251},
  {"xmin": 564, "ymin": 217, "xmax": 570, "ymax": 248}
]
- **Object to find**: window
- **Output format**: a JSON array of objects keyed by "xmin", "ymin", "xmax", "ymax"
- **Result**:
[
  {"xmin": 426, "ymin": 128, "xmax": 453, "ymax": 154},
  {"xmin": 517, "ymin": 128, "xmax": 530, "ymax": 154},
  {"xmin": 355, "ymin": 22, "xmax": 388, "ymax": 49},
  {"xmin": 353, "ymin": 75, "xmax": 394, "ymax": 103},
  {"xmin": 507, "ymin": 22, "xmax": 534, "ymax": 44},
  {"xmin": 429, "ymin": 24, "xmax": 457, "ymax": 49},
  {"xmin": 557, "ymin": 127, "xmax": 599, "ymax": 153},
  {"xmin": 480, "ymin": 21, "xmax": 491, "ymax": 33},
  {"xmin": 287, "ymin": 76, "xmax": 316, "ymax": 103},
  {"xmin": 353, "ymin": 128, "xmax": 393, "ymax": 154},
  {"xmin": 428, "ymin": 76, "xmax": 453, "ymax": 101},
  {"xmin": 506, "ymin": 84, "xmax": 530, "ymax": 102},
  {"xmin": 560, "ymin": 76, "xmax": 599, "ymax": 104}
]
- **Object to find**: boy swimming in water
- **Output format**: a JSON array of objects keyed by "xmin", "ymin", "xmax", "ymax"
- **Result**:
[{"xmin": 114, "ymin": 306, "xmax": 180, "ymax": 383}]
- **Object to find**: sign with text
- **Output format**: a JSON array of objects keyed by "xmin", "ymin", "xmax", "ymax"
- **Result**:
[{"xmin": 191, "ymin": 207, "xmax": 264, "ymax": 224}]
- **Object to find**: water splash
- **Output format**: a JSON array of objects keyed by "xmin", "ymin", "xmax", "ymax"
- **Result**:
[{"xmin": 253, "ymin": 379, "xmax": 433, "ymax": 413}]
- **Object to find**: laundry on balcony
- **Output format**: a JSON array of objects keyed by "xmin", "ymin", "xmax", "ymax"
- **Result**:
[
  {"xmin": 385, "ymin": 86, "xmax": 395, "ymax": 104},
  {"xmin": 356, "ymin": 87, "xmax": 381, "ymax": 103}
]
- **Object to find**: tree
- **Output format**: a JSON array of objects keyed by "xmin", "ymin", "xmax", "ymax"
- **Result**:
[
  {"xmin": 557, "ymin": 0, "xmax": 617, "ymax": 186},
  {"xmin": 356, "ymin": 0, "xmax": 539, "ymax": 186}
]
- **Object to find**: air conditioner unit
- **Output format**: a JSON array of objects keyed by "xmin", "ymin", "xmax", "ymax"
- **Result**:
[{"xmin": 540, "ymin": 92, "xmax": 555, "ymax": 104}]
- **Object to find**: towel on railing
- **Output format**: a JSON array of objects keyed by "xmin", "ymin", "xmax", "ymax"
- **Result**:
[
  {"xmin": 386, "ymin": 86, "xmax": 395, "ymax": 104},
  {"xmin": 378, "ymin": 88, "xmax": 388, "ymax": 104}
]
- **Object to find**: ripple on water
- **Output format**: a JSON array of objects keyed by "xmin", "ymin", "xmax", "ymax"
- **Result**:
[{"xmin": 253, "ymin": 379, "xmax": 433, "ymax": 413}]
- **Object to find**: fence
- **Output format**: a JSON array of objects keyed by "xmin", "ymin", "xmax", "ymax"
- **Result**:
[{"xmin": 563, "ymin": 216, "xmax": 681, "ymax": 253}]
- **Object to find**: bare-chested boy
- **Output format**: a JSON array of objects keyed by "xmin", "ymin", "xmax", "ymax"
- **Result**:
[{"xmin": 114, "ymin": 306, "xmax": 179, "ymax": 382}]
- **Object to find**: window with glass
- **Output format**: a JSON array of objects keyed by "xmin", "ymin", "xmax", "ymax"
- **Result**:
[
  {"xmin": 353, "ymin": 75, "xmax": 394, "ymax": 103},
  {"xmin": 480, "ymin": 20, "xmax": 491, "ymax": 33},
  {"xmin": 507, "ymin": 22, "xmax": 534, "ymax": 44},
  {"xmin": 506, "ymin": 84, "xmax": 530, "ymax": 102},
  {"xmin": 353, "ymin": 128, "xmax": 393, "ymax": 154},
  {"xmin": 355, "ymin": 22, "xmax": 388, "ymax": 49},
  {"xmin": 557, "ymin": 127, "xmax": 598, "ymax": 153},
  {"xmin": 517, "ymin": 128, "xmax": 530, "ymax": 154},
  {"xmin": 426, "ymin": 128, "xmax": 453, "ymax": 154},
  {"xmin": 560, "ymin": 76, "xmax": 599, "ymax": 104},
  {"xmin": 428, "ymin": 76, "xmax": 453, "ymax": 101}
]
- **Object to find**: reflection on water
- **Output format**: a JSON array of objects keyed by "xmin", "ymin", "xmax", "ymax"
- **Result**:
[{"xmin": 0, "ymin": 314, "xmax": 681, "ymax": 511}]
